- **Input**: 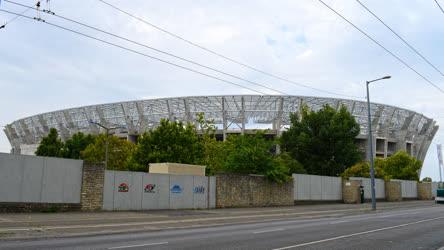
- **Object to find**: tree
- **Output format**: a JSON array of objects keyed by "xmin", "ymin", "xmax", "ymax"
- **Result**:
[
  {"xmin": 274, "ymin": 152, "xmax": 306, "ymax": 175},
  {"xmin": 223, "ymin": 133, "xmax": 290, "ymax": 183},
  {"xmin": 380, "ymin": 151, "xmax": 421, "ymax": 181},
  {"xmin": 132, "ymin": 119, "xmax": 203, "ymax": 167},
  {"xmin": 280, "ymin": 104, "xmax": 361, "ymax": 176},
  {"xmin": 422, "ymin": 177, "xmax": 432, "ymax": 182},
  {"xmin": 35, "ymin": 128, "xmax": 64, "ymax": 157},
  {"xmin": 199, "ymin": 136, "xmax": 227, "ymax": 175},
  {"xmin": 62, "ymin": 132, "xmax": 95, "ymax": 159},
  {"xmin": 81, "ymin": 134, "xmax": 136, "ymax": 170},
  {"xmin": 195, "ymin": 112, "xmax": 227, "ymax": 175}
]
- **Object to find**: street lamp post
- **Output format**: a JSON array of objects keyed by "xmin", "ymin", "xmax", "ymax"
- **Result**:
[
  {"xmin": 366, "ymin": 75, "xmax": 391, "ymax": 211},
  {"xmin": 89, "ymin": 120, "xmax": 122, "ymax": 170}
]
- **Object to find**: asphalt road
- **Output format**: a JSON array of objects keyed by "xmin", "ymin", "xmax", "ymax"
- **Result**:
[{"xmin": 1, "ymin": 205, "xmax": 443, "ymax": 250}]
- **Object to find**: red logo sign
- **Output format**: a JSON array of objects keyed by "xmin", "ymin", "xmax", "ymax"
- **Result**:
[
  {"xmin": 118, "ymin": 183, "xmax": 129, "ymax": 192},
  {"xmin": 144, "ymin": 184, "xmax": 156, "ymax": 193}
]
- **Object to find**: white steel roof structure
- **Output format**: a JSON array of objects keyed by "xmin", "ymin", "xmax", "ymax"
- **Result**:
[{"xmin": 4, "ymin": 95, "xmax": 438, "ymax": 161}]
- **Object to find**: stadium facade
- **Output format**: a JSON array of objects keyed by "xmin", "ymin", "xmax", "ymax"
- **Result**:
[{"xmin": 4, "ymin": 95, "xmax": 438, "ymax": 162}]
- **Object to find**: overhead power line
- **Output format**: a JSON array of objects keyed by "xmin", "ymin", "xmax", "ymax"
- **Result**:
[
  {"xmin": 356, "ymin": 0, "xmax": 444, "ymax": 77},
  {"xmin": 96, "ymin": 0, "xmax": 361, "ymax": 99},
  {"xmin": 435, "ymin": 0, "xmax": 444, "ymax": 14},
  {"xmin": 4, "ymin": 0, "xmax": 287, "ymax": 96},
  {"xmin": 0, "ymin": 5, "xmax": 31, "ymax": 29},
  {"xmin": 317, "ymin": 0, "xmax": 444, "ymax": 94},
  {"xmin": 0, "ymin": 8, "xmax": 269, "ymax": 95}
]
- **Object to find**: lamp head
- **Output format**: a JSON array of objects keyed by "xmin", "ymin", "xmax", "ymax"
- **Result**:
[{"xmin": 382, "ymin": 76, "xmax": 391, "ymax": 79}]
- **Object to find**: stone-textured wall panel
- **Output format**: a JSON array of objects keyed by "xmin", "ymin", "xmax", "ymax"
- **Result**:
[
  {"xmin": 385, "ymin": 181, "xmax": 402, "ymax": 202},
  {"xmin": 216, "ymin": 174, "xmax": 293, "ymax": 208},
  {"xmin": 342, "ymin": 180, "xmax": 361, "ymax": 204},
  {"xmin": 417, "ymin": 182, "xmax": 432, "ymax": 200},
  {"xmin": 80, "ymin": 163, "xmax": 105, "ymax": 211}
]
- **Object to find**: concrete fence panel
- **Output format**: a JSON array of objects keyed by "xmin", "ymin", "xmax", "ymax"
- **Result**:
[
  {"xmin": 209, "ymin": 176, "xmax": 216, "ymax": 208},
  {"xmin": 192, "ymin": 176, "xmax": 209, "ymax": 209},
  {"xmin": 0, "ymin": 153, "xmax": 83, "ymax": 204},
  {"xmin": 21, "ymin": 155, "xmax": 44, "ymax": 203},
  {"xmin": 0, "ymin": 154, "xmax": 24, "ymax": 202},
  {"xmin": 322, "ymin": 176, "xmax": 342, "ymax": 201},
  {"xmin": 293, "ymin": 174, "xmax": 342, "ymax": 201},
  {"xmin": 112, "ymin": 171, "xmax": 133, "ymax": 210},
  {"xmin": 130, "ymin": 172, "xmax": 144, "ymax": 210},
  {"xmin": 392, "ymin": 179, "xmax": 417, "ymax": 199},
  {"xmin": 169, "ymin": 175, "xmax": 194, "ymax": 209},
  {"xmin": 102, "ymin": 170, "xmax": 115, "ymax": 211},
  {"xmin": 294, "ymin": 174, "xmax": 310, "ymax": 200},
  {"xmin": 310, "ymin": 175, "xmax": 322, "ymax": 200},
  {"xmin": 141, "ymin": 173, "xmax": 170, "ymax": 210}
]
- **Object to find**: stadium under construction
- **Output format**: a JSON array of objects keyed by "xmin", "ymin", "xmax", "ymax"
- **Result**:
[{"xmin": 4, "ymin": 95, "xmax": 438, "ymax": 162}]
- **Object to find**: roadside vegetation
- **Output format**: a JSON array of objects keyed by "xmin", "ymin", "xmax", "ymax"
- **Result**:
[
  {"xmin": 341, "ymin": 151, "xmax": 422, "ymax": 181},
  {"xmin": 35, "ymin": 105, "xmax": 421, "ymax": 182}
]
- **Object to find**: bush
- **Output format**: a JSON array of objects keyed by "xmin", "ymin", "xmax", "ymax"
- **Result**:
[
  {"xmin": 422, "ymin": 177, "xmax": 432, "ymax": 182},
  {"xmin": 341, "ymin": 160, "xmax": 385, "ymax": 179},
  {"xmin": 341, "ymin": 151, "xmax": 421, "ymax": 181}
]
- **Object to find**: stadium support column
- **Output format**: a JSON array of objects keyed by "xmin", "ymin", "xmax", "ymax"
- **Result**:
[
  {"xmin": 222, "ymin": 97, "xmax": 227, "ymax": 141},
  {"xmin": 166, "ymin": 99, "xmax": 174, "ymax": 121},
  {"xmin": 241, "ymin": 96, "xmax": 245, "ymax": 135},
  {"xmin": 275, "ymin": 97, "xmax": 284, "ymax": 154}
]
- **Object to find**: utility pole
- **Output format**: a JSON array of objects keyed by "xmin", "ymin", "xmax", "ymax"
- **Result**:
[
  {"xmin": 89, "ymin": 120, "xmax": 122, "ymax": 170},
  {"xmin": 437, "ymin": 144, "xmax": 443, "ymax": 188},
  {"xmin": 366, "ymin": 75, "xmax": 391, "ymax": 211}
]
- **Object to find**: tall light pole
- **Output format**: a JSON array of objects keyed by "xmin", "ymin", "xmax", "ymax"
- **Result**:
[
  {"xmin": 89, "ymin": 120, "xmax": 122, "ymax": 170},
  {"xmin": 366, "ymin": 75, "xmax": 391, "ymax": 211}
]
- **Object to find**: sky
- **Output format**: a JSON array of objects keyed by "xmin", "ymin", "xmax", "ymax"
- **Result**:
[{"xmin": 0, "ymin": 0, "xmax": 444, "ymax": 180}]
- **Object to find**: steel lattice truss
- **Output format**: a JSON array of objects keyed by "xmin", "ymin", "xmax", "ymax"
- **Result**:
[{"xmin": 4, "ymin": 95, "xmax": 438, "ymax": 161}]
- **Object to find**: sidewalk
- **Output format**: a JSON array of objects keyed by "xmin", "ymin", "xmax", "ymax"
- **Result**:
[{"xmin": 0, "ymin": 201, "xmax": 435, "ymax": 240}]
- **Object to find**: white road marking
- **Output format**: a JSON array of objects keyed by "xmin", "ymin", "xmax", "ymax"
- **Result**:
[
  {"xmin": 108, "ymin": 242, "xmax": 168, "ymax": 249},
  {"xmin": 253, "ymin": 228, "xmax": 284, "ymax": 234},
  {"xmin": 273, "ymin": 216, "xmax": 444, "ymax": 250}
]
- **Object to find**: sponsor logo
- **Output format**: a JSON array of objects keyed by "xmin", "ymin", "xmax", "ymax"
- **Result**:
[
  {"xmin": 170, "ymin": 184, "xmax": 182, "ymax": 193},
  {"xmin": 118, "ymin": 183, "xmax": 129, "ymax": 192},
  {"xmin": 193, "ymin": 186, "xmax": 205, "ymax": 194},
  {"xmin": 144, "ymin": 184, "xmax": 156, "ymax": 193}
]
